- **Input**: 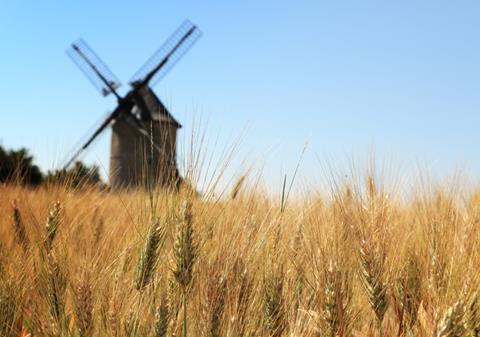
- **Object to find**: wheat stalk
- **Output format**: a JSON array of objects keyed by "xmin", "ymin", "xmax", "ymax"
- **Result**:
[
  {"xmin": 0, "ymin": 279, "xmax": 21, "ymax": 337},
  {"xmin": 436, "ymin": 301, "xmax": 466, "ymax": 337},
  {"xmin": 45, "ymin": 201, "xmax": 62, "ymax": 252},
  {"xmin": 172, "ymin": 199, "xmax": 198, "ymax": 337},
  {"xmin": 358, "ymin": 238, "xmax": 389, "ymax": 336},
  {"xmin": 393, "ymin": 254, "xmax": 422, "ymax": 336},
  {"xmin": 263, "ymin": 264, "xmax": 285, "ymax": 337},
  {"xmin": 466, "ymin": 292, "xmax": 480, "ymax": 337},
  {"xmin": 201, "ymin": 271, "xmax": 227, "ymax": 337},
  {"xmin": 11, "ymin": 200, "xmax": 29, "ymax": 251},
  {"xmin": 74, "ymin": 269, "xmax": 94, "ymax": 337},
  {"xmin": 321, "ymin": 260, "xmax": 354, "ymax": 337},
  {"xmin": 135, "ymin": 217, "xmax": 166, "ymax": 291},
  {"xmin": 154, "ymin": 294, "xmax": 169, "ymax": 337},
  {"xmin": 41, "ymin": 250, "xmax": 67, "ymax": 334}
]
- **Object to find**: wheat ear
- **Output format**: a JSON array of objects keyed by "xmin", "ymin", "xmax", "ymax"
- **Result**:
[{"xmin": 135, "ymin": 217, "xmax": 166, "ymax": 291}]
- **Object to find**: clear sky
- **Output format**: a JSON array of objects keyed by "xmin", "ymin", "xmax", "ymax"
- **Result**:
[{"xmin": 0, "ymin": 1, "xmax": 479, "ymax": 191}]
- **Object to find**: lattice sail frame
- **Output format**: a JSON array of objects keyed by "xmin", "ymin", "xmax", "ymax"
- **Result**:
[
  {"xmin": 129, "ymin": 19, "xmax": 202, "ymax": 87},
  {"xmin": 67, "ymin": 39, "xmax": 122, "ymax": 97}
]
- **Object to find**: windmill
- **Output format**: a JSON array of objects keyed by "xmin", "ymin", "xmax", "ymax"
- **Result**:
[{"xmin": 64, "ymin": 20, "xmax": 201, "ymax": 189}]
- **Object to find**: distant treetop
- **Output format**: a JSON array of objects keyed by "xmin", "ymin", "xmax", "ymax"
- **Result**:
[{"xmin": 0, "ymin": 144, "xmax": 103, "ymax": 188}]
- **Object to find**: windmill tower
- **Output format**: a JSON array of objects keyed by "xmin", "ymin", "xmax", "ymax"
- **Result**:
[
  {"xmin": 63, "ymin": 20, "xmax": 201, "ymax": 188},
  {"xmin": 109, "ymin": 86, "xmax": 182, "ymax": 188}
]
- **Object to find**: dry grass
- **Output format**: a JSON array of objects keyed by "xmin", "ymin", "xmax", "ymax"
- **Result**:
[{"xmin": 0, "ymin": 173, "xmax": 479, "ymax": 337}]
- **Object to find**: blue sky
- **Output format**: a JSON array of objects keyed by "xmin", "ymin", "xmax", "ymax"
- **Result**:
[{"xmin": 0, "ymin": 1, "xmax": 479, "ymax": 191}]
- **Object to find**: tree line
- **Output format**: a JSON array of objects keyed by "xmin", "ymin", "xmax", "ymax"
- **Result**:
[{"xmin": 0, "ymin": 144, "xmax": 103, "ymax": 188}]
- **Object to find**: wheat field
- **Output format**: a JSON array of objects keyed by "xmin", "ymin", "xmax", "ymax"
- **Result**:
[{"xmin": 0, "ymin": 172, "xmax": 479, "ymax": 337}]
